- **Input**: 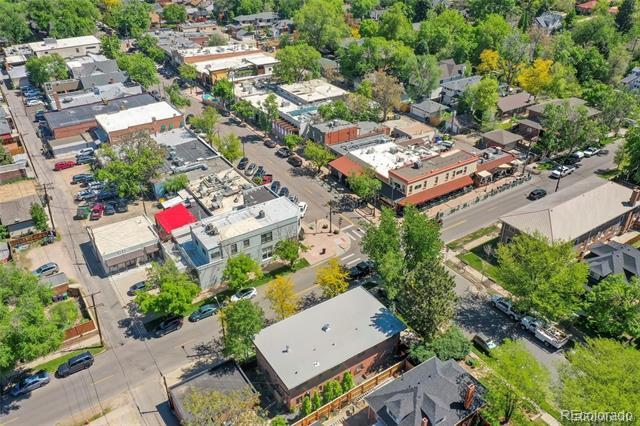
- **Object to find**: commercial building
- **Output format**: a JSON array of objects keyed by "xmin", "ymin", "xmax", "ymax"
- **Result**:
[
  {"xmin": 47, "ymin": 83, "xmax": 142, "ymax": 111},
  {"xmin": 254, "ymin": 287, "xmax": 406, "ymax": 409},
  {"xmin": 0, "ymin": 180, "xmax": 43, "ymax": 237},
  {"xmin": 28, "ymin": 36, "xmax": 101, "ymax": 59},
  {"xmin": 365, "ymin": 357, "xmax": 485, "ymax": 426},
  {"xmin": 45, "ymin": 132, "xmax": 99, "ymax": 158},
  {"xmin": 88, "ymin": 215, "xmax": 161, "ymax": 275},
  {"xmin": 276, "ymin": 79, "xmax": 347, "ymax": 106},
  {"xmin": 193, "ymin": 53, "xmax": 278, "ymax": 85},
  {"xmin": 176, "ymin": 191, "xmax": 300, "ymax": 289},
  {"xmin": 308, "ymin": 120, "xmax": 387, "ymax": 146},
  {"xmin": 95, "ymin": 101, "xmax": 184, "ymax": 143},
  {"xmin": 155, "ymin": 204, "xmax": 197, "ymax": 241},
  {"xmin": 500, "ymin": 177, "xmax": 640, "ymax": 253},
  {"xmin": 44, "ymin": 93, "xmax": 156, "ymax": 139}
]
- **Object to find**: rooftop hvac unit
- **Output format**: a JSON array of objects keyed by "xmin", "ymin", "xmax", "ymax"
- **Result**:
[
  {"xmin": 205, "ymin": 224, "xmax": 218, "ymax": 235},
  {"xmin": 413, "ymin": 161, "xmax": 422, "ymax": 169},
  {"xmin": 256, "ymin": 210, "xmax": 265, "ymax": 219}
]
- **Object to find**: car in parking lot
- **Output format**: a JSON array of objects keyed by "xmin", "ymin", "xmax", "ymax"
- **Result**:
[
  {"xmin": 34, "ymin": 110, "xmax": 46, "ymax": 122},
  {"xmin": 263, "ymin": 139, "xmax": 277, "ymax": 148},
  {"xmin": 278, "ymin": 186, "xmax": 289, "ymax": 197},
  {"xmin": 255, "ymin": 166, "xmax": 266, "ymax": 178},
  {"xmin": 245, "ymin": 163, "xmax": 257, "ymax": 176},
  {"xmin": 25, "ymin": 98, "xmax": 44, "ymax": 107},
  {"xmin": 155, "ymin": 315, "xmax": 183, "ymax": 336},
  {"xmin": 583, "ymin": 146, "xmax": 601, "ymax": 157},
  {"xmin": 76, "ymin": 155, "xmax": 95, "ymax": 165},
  {"xmin": 276, "ymin": 147, "xmax": 291, "ymax": 158},
  {"xmin": 71, "ymin": 173, "xmax": 94, "ymax": 185},
  {"xmin": 527, "ymin": 188, "xmax": 547, "ymax": 200},
  {"xmin": 56, "ymin": 351, "xmax": 94, "ymax": 378},
  {"xmin": 237, "ymin": 157, "xmax": 249, "ymax": 170},
  {"xmin": 270, "ymin": 180, "xmax": 281, "ymax": 193},
  {"xmin": 189, "ymin": 304, "xmax": 218, "ymax": 322},
  {"xmin": 96, "ymin": 190, "xmax": 117, "ymax": 202},
  {"xmin": 90, "ymin": 203, "xmax": 104, "ymax": 220},
  {"xmin": 33, "ymin": 262, "xmax": 59, "ymax": 277},
  {"xmin": 348, "ymin": 260, "xmax": 374, "ymax": 280},
  {"xmin": 10, "ymin": 370, "xmax": 50, "ymax": 397},
  {"xmin": 104, "ymin": 203, "xmax": 116, "ymax": 215},
  {"xmin": 472, "ymin": 333, "xmax": 497, "ymax": 355},
  {"xmin": 288, "ymin": 194, "xmax": 298, "ymax": 204},
  {"xmin": 127, "ymin": 281, "xmax": 148, "ymax": 296},
  {"xmin": 75, "ymin": 189, "xmax": 97, "ymax": 202},
  {"xmin": 54, "ymin": 160, "xmax": 76, "ymax": 171},
  {"xmin": 287, "ymin": 155, "xmax": 303, "ymax": 167},
  {"xmin": 298, "ymin": 201, "xmax": 308, "ymax": 217},
  {"xmin": 77, "ymin": 148, "xmax": 95, "ymax": 156},
  {"xmin": 550, "ymin": 165, "xmax": 575, "ymax": 178},
  {"xmin": 231, "ymin": 287, "xmax": 257, "ymax": 302},
  {"xmin": 115, "ymin": 199, "xmax": 128, "ymax": 213}
]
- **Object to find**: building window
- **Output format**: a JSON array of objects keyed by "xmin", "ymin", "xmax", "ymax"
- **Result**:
[
  {"xmin": 161, "ymin": 124, "xmax": 167, "ymax": 132},
  {"xmin": 262, "ymin": 246, "xmax": 273, "ymax": 260},
  {"xmin": 261, "ymin": 232, "xmax": 273, "ymax": 243},
  {"xmin": 169, "ymin": 124, "xmax": 174, "ymax": 130},
  {"xmin": 434, "ymin": 176, "xmax": 439, "ymax": 185},
  {"xmin": 445, "ymin": 173, "xmax": 449, "ymax": 181},
  {"xmin": 230, "ymin": 243, "xmax": 238, "ymax": 254},
  {"xmin": 210, "ymin": 250, "xmax": 221, "ymax": 260},
  {"xmin": 243, "ymin": 239, "xmax": 250, "ymax": 248}
]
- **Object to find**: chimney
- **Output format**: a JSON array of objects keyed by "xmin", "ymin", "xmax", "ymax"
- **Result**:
[
  {"xmin": 630, "ymin": 188, "xmax": 640, "ymax": 206},
  {"xmin": 463, "ymin": 384, "xmax": 476, "ymax": 410},
  {"xmin": 421, "ymin": 418, "xmax": 429, "ymax": 426},
  {"xmin": 53, "ymin": 92, "xmax": 61, "ymax": 110}
]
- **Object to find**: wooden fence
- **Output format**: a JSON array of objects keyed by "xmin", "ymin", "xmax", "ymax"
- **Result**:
[{"xmin": 293, "ymin": 360, "xmax": 408, "ymax": 426}]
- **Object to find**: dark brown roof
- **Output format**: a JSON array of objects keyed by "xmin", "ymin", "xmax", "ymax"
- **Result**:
[
  {"xmin": 482, "ymin": 129, "xmax": 523, "ymax": 145},
  {"xmin": 497, "ymin": 92, "xmax": 535, "ymax": 113}
]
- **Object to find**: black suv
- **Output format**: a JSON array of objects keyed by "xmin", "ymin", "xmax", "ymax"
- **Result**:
[
  {"xmin": 155, "ymin": 315, "xmax": 183, "ymax": 337},
  {"xmin": 237, "ymin": 157, "xmax": 249, "ymax": 170},
  {"xmin": 349, "ymin": 260, "xmax": 374, "ymax": 280},
  {"xmin": 56, "ymin": 351, "xmax": 94, "ymax": 378}
]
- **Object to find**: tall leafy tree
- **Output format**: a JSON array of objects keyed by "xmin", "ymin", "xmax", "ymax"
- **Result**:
[
  {"xmin": 26, "ymin": 54, "xmax": 69, "ymax": 86},
  {"xmin": 274, "ymin": 43, "xmax": 322, "ymax": 83},
  {"xmin": 212, "ymin": 78, "xmax": 234, "ymax": 108},
  {"xmin": 474, "ymin": 14, "xmax": 512, "ymax": 59},
  {"xmin": 136, "ymin": 34, "xmax": 166, "ymax": 63},
  {"xmin": 222, "ymin": 254, "xmax": 263, "ymax": 292},
  {"xmin": 220, "ymin": 300, "xmax": 265, "ymax": 361},
  {"xmin": 105, "ymin": 0, "xmax": 151, "ymax": 38},
  {"xmin": 366, "ymin": 70, "xmax": 402, "ymax": 121},
  {"xmin": 378, "ymin": 2, "xmax": 415, "ymax": 46},
  {"xmin": 461, "ymin": 76, "xmax": 499, "ymax": 124},
  {"xmin": 211, "ymin": 134, "xmax": 243, "ymax": 163},
  {"xmin": 468, "ymin": 0, "xmax": 517, "ymax": 19},
  {"xmin": 583, "ymin": 274, "xmax": 640, "ymax": 339},
  {"xmin": 496, "ymin": 31, "xmax": 530, "ymax": 89},
  {"xmin": 416, "ymin": 10, "xmax": 476, "ymax": 62},
  {"xmin": 179, "ymin": 63, "xmax": 198, "ymax": 83},
  {"xmin": 294, "ymin": 0, "xmax": 350, "ymax": 52},
  {"xmin": 572, "ymin": 14, "xmax": 620, "ymax": 56},
  {"xmin": 183, "ymin": 387, "xmax": 264, "ymax": 426},
  {"xmin": 166, "ymin": 83, "xmax": 191, "ymax": 109},
  {"xmin": 539, "ymin": 101, "xmax": 604, "ymax": 157},
  {"xmin": 545, "ymin": 62, "xmax": 581, "ymax": 99},
  {"xmin": 135, "ymin": 262, "xmax": 200, "ymax": 317},
  {"xmin": 30, "ymin": 203, "xmax": 48, "ymax": 232},
  {"xmin": 0, "ymin": 2, "xmax": 31, "ymax": 44},
  {"xmin": 616, "ymin": 0, "xmax": 636, "ymax": 33},
  {"xmin": 496, "ymin": 233, "xmax": 588, "ymax": 321},
  {"xmin": 278, "ymin": 0, "xmax": 304, "ymax": 18},
  {"xmin": 405, "ymin": 55, "xmax": 441, "ymax": 101},
  {"xmin": 162, "ymin": 4, "xmax": 187, "ymax": 24},
  {"xmin": 266, "ymin": 275, "xmax": 299, "ymax": 320},
  {"xmin": 517, "ymin": 58, "xmax": 553, "ymax": 98},
  {"xmin": 116, "ymin": 53, "xmax": 159, "ymax": 89},
  {"xmin": 0, "ymin": 145, "xmax": 12, "ymax": 166},
  {"xmin": 304, "ymin": 142, "xmax": 335, "ymax": 173},
  {"xmin": 273, "ymin": 239, "xmax": 302, "ymax": 268},
  {"xmin": 190, "ymin": 106, "xmax": 220, "ymax": 137},
  {"xmin": 101, "ymin": 35, "xmax": 121, "ymax": 59},
  {"xmin": 347, "ymin": 167, "xmax": 381, "ymax": 213},
  {"xmin": 350, "ymin": 0, "xmax": 380, "ymax": 19},
  {"xmin": 28, "ymin": 0, "xmax": 100, "ymax": 38},
  {"xmin": 316, "ymin": 258, "xmax": 349, "ymax": 298},
  {"xmin": 558, "ymin": 339, "xmax": 640, "ymax": 416},
  {"xmin": 622, "ymin": 126, "xmax": 640, "ymax": 183}
]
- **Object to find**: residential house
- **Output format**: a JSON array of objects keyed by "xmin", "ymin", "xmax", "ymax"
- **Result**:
[
  {"xmin": 176, "ymin": 193, "xmax": 300, "ymax": 289},
  {"xmin": 88, "ymin": 215, "xmax": 161, "ymax": 275},
  {"xmin": 95, "ymin": 101, "xmax": 184, "ymax": 144},
  {"xmin": 254, "ymin": 287, "xmax": 406, "ymax": 409},
  {"xmin": 0, "ymin": 180, "xmax": 43, "ymax": 238},
  {"xmin": 440, "ymin": 76, "xmax": 481, "ymax": 107},
  {"xmin": 232, "ymin": 12, "xmax": 279, "ymax": 27},
  {"xmin": 410, "ymin": 100, "xmax": 449, "ymax": 125},
  {"xmin": 480, "ymin": 129, "xmax": 524, "ymax": 151},
  {"xmin": 28, "ymin": 36, "xmax": 101, "ymax": 59},
  {"xmin": 497, "ymin": 92, "xmax": 535, "ymax": 118},
  {"xmin": 516, "ymin": 97, "xmax": 600, "ymax": 141},
  {"xmin": 500, "ymin": 177, "xmax": 640, "ymax": 253},
  {"xmin": 365, "ymin": 357, "xmax": 486, "ymax": 426},
  {"xmin": 621, "ymin": 67, "xmax": 640, "ymax": 91},
  {"xmin": 535, "ymin": 11, "xmax": 566, "ymax": 33},
  {"xmin": 585, "ymin": 241, "xmax": 640, "ymax": 284}
]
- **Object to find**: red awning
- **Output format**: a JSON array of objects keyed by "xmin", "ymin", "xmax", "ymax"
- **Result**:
[
  {"xmin": 154, "ymin": 204, "xmax": 196, "ymax": 235},
  {"xmin": 398, "ymin": 175, "xmax": 474, "ymax": 206},
  {"xmin": 329, "ymin": 156, "xmax": 363, "ymax": 177}
]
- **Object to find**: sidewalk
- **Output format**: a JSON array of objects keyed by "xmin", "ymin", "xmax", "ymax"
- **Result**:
[
  {"xmin": 301, "ymin": 219, "xmax": 351, "ymax": 265},
  {"xmin": 18, "ymin": 334, "xmax": 102, "ymax": 371}
]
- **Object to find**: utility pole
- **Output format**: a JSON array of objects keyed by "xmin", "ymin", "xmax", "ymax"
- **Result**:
[
  {"xmin": 38, "ymin": 182, "xmax": 56, "ymax": 232},
  {"xmin": 88, "ymin": 291, "xmax": 103, "ymax": 346}
]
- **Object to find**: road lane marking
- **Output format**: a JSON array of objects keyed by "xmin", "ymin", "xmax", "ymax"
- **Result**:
[
  {"xmin": 341, "ymin": 224, "xmax": 355, "ymax": 231},
  {"xmin": 341, "ymin": 253, "xmax": 355, "ymax": 261},
  {"xmin": 352, "ymin": 229, "xmax": 364, "ymax": 237},
  {"xmin": 346, "ymin": 258, "xmax": 362, "ymax": 266},
  {"xmin": 93, "ymin": 374, "xmax": 114, "ymax": 386},
  {"xmin": 339, "ymin": 213, "xmax": 356, "ymax": 227},
  {"xmin": 296, "ymin": 284, "xmax": 319, "ymax": 296},
  {"xmin": 442, "ymin": 219, "xmax": 467, "ymax": 231},
  {"xmin": 2, "ymin": 417, "xmax": 20, "ymax": 425}
]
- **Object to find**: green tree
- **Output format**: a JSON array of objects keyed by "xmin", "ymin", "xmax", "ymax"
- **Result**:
[
  {"xmin": 558, "ymin": 338, "xmax": 640, "ymax": 416},
  {"xmin": 294, "ymin": 0, "xmax": 350, "ymax": 52},
  {"xmin": 539, "ymin": 101, "xmax": 604, "ymax": 157},
  {"xmin": 496, "ymin": 233, "xmax": 588, "ymax": 321},
  {"xmin": 271, "ymin": 416, "xmax": 288, "ymax": 426},
  {"xmin": 101, "ymin": 35, "xmax": 121, "ymax": 59},
  {"xmin": 461, "ymin": 76, "xmax": 499, "ymax": 124},
  {"xmin": 366, "ymin": 70, "xmax": 402, "ymax": 121},
  {"xmin": 166, "ymin": 83, "xmax": 191, "ymax": 109},
  {"xmin": 116, "ymin": 53, "xmax": 159, "ymax": 89},
  {"xmin": 496, "ymin": 31, "xmax": 530, "ymax": 89},
  {"xmin": 0, "ymin": 224, "xmax": 8, "ymax": 240},
  {"xmin": 95, "ymin": 132, "xmax": 165, "ymax": 199},
  {"xmin": 211, "ymin": 133, "xmax": 243, "ymax": 163},
  {"xmin": 347, "ymin": 167, "xmax": 381, "ymax": 214},
  {"xmin": 582, "ymin": 81, "xmax": 639, "ymax": 132},
  {"xmin": 28, "ymin": 0, "xmax": 100, "ymax": 38},
  {"xmin": 262, "ymin": 93, "xmax": 279, "ymax": 130},
  {"xmin": 378, "ymin": 3, "xmax": 415, "ymax": 46},
  {"xmin": 341, "ymin": 371, "xmax": 354, "ymax": 391},
  {"xmin": 135, "ymin": 262, "xmax": 200, "ymax": 316},
  {"xmin": 0, "ymin": 2, "xmax": 31, "ymax": 44},
  {"xmin": 491, "ymin": 339, "xmax": 551, "ymax": 424},
  {"xmin": 584, "ymin": 274, "xmax": 640, "ymax": 339},
  {"xmin": 105, "ymin": 0, "xmax": 151, "ymax": 38},
  {"xmin": 616, "ymin": 0, "xmax": 636, "ymax": 33},
  {"xmin": 474, "ymin": 14, "xmax": 511, "ymax": 58},
  {"xmin": 163, "ymin": 174, "xmax": 189, "ymax": 194},
  {"xmin": 304, "ymin": 142, "xmax": 334, "ymax": 173},
  {"xmin": 233, "ymin": 99, "xmax": 256, "ymax": 123},
  {"xmin": 183, "ymin": 387, "xmax": 264, "ymax": 426},
  {"xmin": 622, "ymin": 126, "xmax": 640, "ymax": 183},
  {"xmin": 223, "ymin": 254, "xmax": 263, "ymax": 292},
  {"xmin": 136, "ymin": 34, "xmax": 165, "ymax": 63},
  {"xmin": 0, "ymin": 145, "xmax": 12, "ymax": 166},
  {"xmin": 162, "ymin": 3, "xmax": 187, "ymax": 24},
  {"xmin": 405, "ymin": 54, "xmax": 441, "ymax": 101},
  {"xmin": 468, "ymin": 0, "xmax": 517, "ymax": 19},
  {"xmin": 416, "ymin": 10, "xmax": 476, "ymax": 62},
  {"xmin": 220, "ymin": 299, "xmax": 265, "ymax": 361},
  {"xmin": 273, "ymin": 239, "xmax": 301, "ymax": 267},
  {"xmin": 190, "ymin": 106, "xmax": 220, "ymax": 136},
  {"xmin": 322, "ymin": 380, "xmax": 343, "ymax": 403},
  {"xmin": 545, "ymin": 62, "xmax": 581, "ymax": 99},
  {"xmin": 284, "ymin": 134, "xmax": 303, "ymax": 151},
  {"xmin": 318, "ymin": 100, "xmax": 353, "ymax": 121},
  {"xmin": 265, "ymin": 275, "xmax": 299, "ymax": 320},
  {"xmin": 311, "ymin": 391, "xmax": 323, "ymax": 410},
  {"xmin": 300, "ymin": 395, "xmax": 313, "ymax": 416},
  {"xmin": 213, "ymin": 79, "xmax": 234, "ymax": 108},
  {"xmin": 408, "ymin": 342, "xmax": 435, "ymax": 364},
  {"xmin": 572, "ymin": 14, "xmax": 620, "ymax": 57},
  {"xmin": 179, "ymin": 63, "xmax": 198, "ymax": 83},
  {"xmin": 358, "ymin": 19, "xmax": 379, "ymax": 37},
  {"xmin": 26, "ymin": 54, "xmax": 68, "ymax": 86},
  {"xmin": 316, "ymin": 258, "xmax": 349, "ymax": 298},
  {"xmin": 278, "ymin": 0, "xmax": 304, "ymax": 17},
  {"xmin": 427, "ymin": 325, "xmax": 470, "ymax": 360},
  {"xmin": 30, "ymin": 203, "xmax": 48, "ymax": 232},
  {"xmin": 350, "ymin": 0, "xmax": 379, "ymax": 19},
  {"xmin": 208, "ymin": 32, "xmax": 229, "ymax": 46},
  {"xmin": 274, "ymin": 43, "xmax": 322, "ymax": 83},
  {"xmin": 49, "ymin": 299, "xmax": 79, "ymax": 330}
]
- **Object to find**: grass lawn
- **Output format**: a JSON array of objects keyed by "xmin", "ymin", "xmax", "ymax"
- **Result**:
[
  {"xmin": 597, "ymin": 169, "xmax": 619, "ymax": 180},
  {"xmin": 457, "ymin": 251, "xmax": 503, "ymax": 286},
  {"xmin": 633, "ymin": 239, "xmax": 640, "ymax": 249},
  {"xmin": 535, "ymin": 161, "xmax": 556, "ymax": 171},
  {"xmin": 447, "ymin": 225, "xmax": 499, "ymax": 251},
  {"xmin": 32, "ymin": 346, "xmax": 104, "ymax": 373}
]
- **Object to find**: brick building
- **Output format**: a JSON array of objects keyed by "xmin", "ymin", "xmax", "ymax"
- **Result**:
[
  {"xmin": 95, "ymin": 101, "xmax": 184, "ymax": 143},
  {"xmin": 253, "ymin": 287, "xmax": 405, "ymax": 409}
]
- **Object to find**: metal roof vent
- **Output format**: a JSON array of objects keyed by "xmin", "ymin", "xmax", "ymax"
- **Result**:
[
  {"xmin": 205, "ymin": 224, "xmax": 218, "ymax": 235},
  {"xmin": 283, "ymin": 345, "xmax": 290, "ymax": 353},
  {"xmin": 256, "ymin": 210, "xmax": 265, "ymax": 219},
  {"xmin": 322, "ymin": 323, "xmax": 330, "ymax": 332},
  {"xmin": 313, "ymin": 361, "xmax": 320, "ymax": 367}
]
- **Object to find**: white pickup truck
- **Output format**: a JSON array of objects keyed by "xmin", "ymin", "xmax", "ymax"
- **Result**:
[
  {"xmin": 520, "ymin": 316, "xmax": 569, "ymax": 349},
  {"xmin": 489, "ymin": 295, "xmax": 524, "ymax": 321}
]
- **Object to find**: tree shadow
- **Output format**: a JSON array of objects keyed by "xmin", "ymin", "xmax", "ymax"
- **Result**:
[
  {"xmin": 177, "ymin": 338, "xmax": 224, "ymax": 381},
  {"xmin": 298, "ymin": 293, "xmax": 325, "ymax": 310},
  {"xmin": 289, "ymin": 165, "xmax": 317, "ymax": 178},
  {"xmin": 116, "ymin": 302, "xmax": 151, "ymax": 341}
]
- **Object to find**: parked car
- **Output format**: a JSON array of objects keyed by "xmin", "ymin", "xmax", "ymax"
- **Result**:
[
  {"xmin": 298, "ymin": 201, "xmax": 308, "ymax": 218},
  {"xmin": 76, "ymin": 155, "xmax": 95, "ymax": 165},
  {"xmin": 155, "ymin": 315, "xmax": 183, "ymax": 336},
  {"xmin": 96, "ymin": 190, "xmax": 117, "ymax": 202},
  {"xmin": 571, "ymin": 151, "xmax": 585, "ymax": 160},
  {"xmin": 230, "ymin": 287, "xmax": 257, "ymax": 302},
  {"xmin": 104, "ymin": 203, "xmax": 116, "ymax": 215},
  {"xmin": 263, "ymin": 139, "xmax": 277, "ymax": 148},
  {"xmin": 278, "ymin": 186, "xmax": 289, "ymax": 197},
  {"xmin": 34, "ymin": 110, "xmax": 46, "ymax": 122},
  {"xmin": 115, "ymin": 199, "xmax": 128, "ymax": 213},
  {"xmin": 583, "ymin": 146, "xmax": 601, "ymax": 157},
  {"xmin": 10, "ymin": 370, "xmax": 50, "ymax": 397},
  {"xmin": 472, "ymin": 333, "xmax": 497, "ymax": 355},
  {"xmin": 188, "ymin": 304, "xmax": 218, "ymax": 322},
  {"xmin": 255, "ymin": 166, "xmax": 266, "ymax": 178},
  {"xmin": 550, "ymin": 165, "xmax": 575, "ymax": 178},
  {"xmin": 270, "ymin": 180, "xmax": 281, "ymax": 193},
  {"xmin": 527, "ymin": 188, "xmax": 547, "ymax": 200},
  {"xmin": 54, "ymin": 160, "xmax": 76, "ymax": 171},
  {"xmin": 276, "ymin": 147, "xmax": 291, "ymax": 158},
  {"xmin": 56, "ymin": 351, "xmax": 94, "ymax": 378},
  {"xmin": 237, "ymin": 157, "xmax": 249, "ymax": 170},
  {"xmin": 348, "ymin": 260, "xmax": 374, "ymax": 280},
  {"xmin": 71, "ymin": 173, "xmax": 93, "ymax": 184},
  {"xmin": 90, "ymin": 203, "xmax": 104, "ymax": 220},
  {"xmin": 287, "ymin": 155, "xmax": 303, "ymax": 167},
  {"xmin": 127, "ymin": 281, "xmax": 147, "ymax": 296},
  {"xmin": 489, "ymin": 295, "xmax": 524, "ymax": 321},
  {"xmin": 288, "ymin": 194, "xmax": 298, "ymax": 204},
  {"xmin": 77, "ymin": 148, "xmax": 95, "ymax": 156},
  {"xmin": 75, "ymin": 189, "xmax": 97, "ymax": 202},
  {"xmin": 25, "ymin": 99, "xmax": 44, "ymax": 107},
  {"xmin": 245, "ymin": 163, "xmax": 257, "ymax": 176},
  {"xmin": 33, "ymin": 262, "xmax": 59, "ymax": 277}
]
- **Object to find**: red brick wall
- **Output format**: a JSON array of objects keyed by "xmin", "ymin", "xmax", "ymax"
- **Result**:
[
  {"xmin": 0, "ymin": 167, "xmax": 26, "ymax": 183},
  {"xmin": 108, "ymin": 116, "xmax": 184, "ymax": 143},
  {"xmin": 324, "ymin": 127, "xmax": 359, "ymax": 145},
  {"xmin": 53, "ymin": 120, "xmax": 98, "ymax": 139}
]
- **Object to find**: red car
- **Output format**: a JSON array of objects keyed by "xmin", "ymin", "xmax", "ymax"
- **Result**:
[
  {"xmin": 90, "ymin": 203, "xmax": 104, "ymax": 220},
  {"xmin": 54, "ymin": 160, "xmax": 76, "ymax": 171}
]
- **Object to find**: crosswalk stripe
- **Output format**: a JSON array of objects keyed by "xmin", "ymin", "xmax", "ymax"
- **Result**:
[
  {"xmin": 352, "ymin": 229, "xmax": 364, "ymax": 238},
  {"xmin": 341, "ymin": 253, "xmax": 355, "ymax": 261},
  {"xmin": 342, "ymin": 224, "xmax": 355, "ymax": 231},
  {"xmin": 346, "ymin": 258, "xmax": 362, "ymax": 266},
  {"xmin": 346, "ymin": 233, "xmax": 356, "ymax": 241}
]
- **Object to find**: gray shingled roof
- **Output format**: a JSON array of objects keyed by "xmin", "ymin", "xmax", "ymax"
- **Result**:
[
  {"xmin": 586, "ymin": 241, "xmax": 640, "ymax": 282},
  {"xmin": 482, "ymin": 129, "xmax": 523, "ymax": 145},
  {"xmin": 253, "ymin": 287, "xmax": 406, "ymax": 390}
]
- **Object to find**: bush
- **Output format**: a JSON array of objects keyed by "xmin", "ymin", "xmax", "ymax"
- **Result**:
[
  {"xmin": 322, "ymin": 380, "xmax": 343, "ymax": 403},
  {"xmin": 272, "ymin": 415, "xmax": 288, "ymax": 426},
  {"xmin": 50, "ymin": 300, "xmax": 79, "ymax": 329},
  {"xmin": 409, "ymin": 342, "xmax": 436, "ymax": 364},
  {"xmin": 429, "ymin": 325, "xmax": 471, "ymax": 361},
  {"xmin": 300, "ymin": 396, "xmax": 313, "ymax": 416},
  {"xmin": 341, "ymin": 371, "xmax": 354, "ymax": 391}
]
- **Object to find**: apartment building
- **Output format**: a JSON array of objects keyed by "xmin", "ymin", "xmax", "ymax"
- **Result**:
[
  {"xmin": 95, "ymin": 101, "xmax": 184, "ymax": 143},
  {"xmin": 28, "ymin": 36, "xmax": 101, "ymax": 59}
]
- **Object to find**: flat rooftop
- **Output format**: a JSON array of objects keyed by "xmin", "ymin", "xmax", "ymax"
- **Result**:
[
  {"xmin": 50, "ymin": 83, "xmax": 142, "ymax": 110},
  {"xmin": 177, "ymin": 43, "xmax": 258, "ymax": 59},
  {"xmin": 390, "ymin": 149, "xmax": 478, "ymax": 183},
  {"xmin": 348, "ymin": 141, "xmax": 439, "ymax": 179},
  {"xmin": 278, "ymin": 79, "xmax": 347, "ymax": 105},
  {"xmin": 44, "ymin": 94, "xmax": 156, "ymax": 129},
  {"xmin": 29, "ymin": 35, "xmax": 100, "ymax": 53},
  {"xmin": 90, "ymin": 215, "xmax": 159, "ymax": 259},
  {"xmin": 0, "ymin": 179, "xmax": 37, "ymax": 203},
  {"xmin": 254, "ymin": 287, "xmax": 406, "ymax": 390},
  {"xmin": 188, "ymin": 168, "xmax": 255, "ymax": 215},
  {"xmin": 95, "ymin": 101, "xmax": 182, "ymax": 133},
  {"xmin": 240, "ymin": 91, "xmax": 298, "ymax": 115},
  {"xmin": 193, "ymin": 53, "xmax": 278, "ymax": 74}
]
